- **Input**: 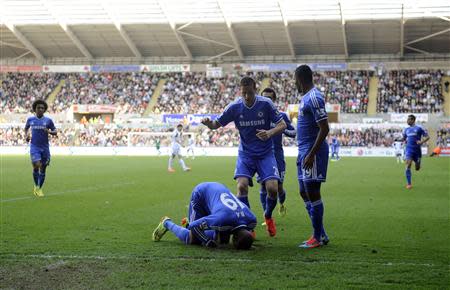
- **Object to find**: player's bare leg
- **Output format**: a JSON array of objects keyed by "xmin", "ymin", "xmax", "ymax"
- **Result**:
[
  {"xmin": 168, "ymin": 154, "xmax": 176, "ymax": 172},
  {"xmin": 177, "ymin": 154, "xmax": 190, "ymax": 171}
]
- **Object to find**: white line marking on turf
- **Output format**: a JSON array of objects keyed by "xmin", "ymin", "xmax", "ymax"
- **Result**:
[
  {"xmin": 1, "ymin": 253, "xmax": 444, "ymax": 268},
  {"xmin": 0, "ymin": 182, "xmax": 135, "ymax": 203}
]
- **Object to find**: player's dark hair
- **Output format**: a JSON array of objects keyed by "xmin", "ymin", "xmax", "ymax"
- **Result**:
[
  {"xmin": 232, "ymin": 229, "xmax": 254, "ymax": 250},
  {"xmin": 240, "ymin": 76, "xmax": 256, "ymax": 88},
  {"xmin": 177, "ymin": 124, "xmax": 183, "ymax": 128},
  {"xmin": 261, "ymin": 87, "xmax": 277, "ymax": 101},
  {"xmin": 295, "ymin": 65, "xmax": 313, "ymax": 84},
  {"xmin": 32, "ymin": 99, "xmax": 48, "ymax": 112},
  {"xmin": 408, "ymin": 114, "xmax": 416, "ymax": 121}
]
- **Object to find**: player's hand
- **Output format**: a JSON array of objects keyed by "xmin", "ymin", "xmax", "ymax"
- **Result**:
[
  {"xmin": 416, "ymin": 140, "xmax": 422, "ymax": 145},
  {"xmin": 201, "ymin": 118, "xmax": 212, "ymax": 128},
  {"xmin": 303, "ymin": 153, "xmax": 315, "ymax": 170},
  {"xmin": 25, "ymin": 135, "xmax": 31, "ymax": 143},
  {"xmin": 256, "ymin": 129, "xmax": 272, "ymax": 141}
]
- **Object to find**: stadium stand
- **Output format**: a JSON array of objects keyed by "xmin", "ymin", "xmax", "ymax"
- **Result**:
[
  {"xmin": 1, "ymin": 73, "xmax": 62, "ymax": 113},
  {"xmin": 377, "ymin": 70, "xmax": 445, "ymax": 113}
]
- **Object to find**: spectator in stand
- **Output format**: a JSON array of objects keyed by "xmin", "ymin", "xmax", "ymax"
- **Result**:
[
  {"xmin": 269, "ymin": 70, "xmax": 369, "ymax": 113},
  {"xmin": 377, "ymin": 70, "xmax": 444, "ymax": 113},
  {"xmin": 1, "ymin": 73, "xmax": 61, "ymax": 113}
]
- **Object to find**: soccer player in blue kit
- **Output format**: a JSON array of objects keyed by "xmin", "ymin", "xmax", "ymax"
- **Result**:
[
  {"xmin": 330, "ymin": 136, "xmax": 340, "ymax": 161},
  {"xmin": 403, "ymin": 114, "xmax": 429, "ymax": 189},
  {"xmin": 295, "ymin": 65, "xmax": 330, "ymax": 249},
  {"xmin": 258, "ymin": 88, "xmax": 296, "ymax": 219},
  {"xmin": 201, "ymin": 77, "xmax": 287, "ymax": 237},
  {"xmin": 152, "ymin": 182, "xmax": 256, "ymax": 250},
  {"xmin": 24, "ymin": 100, "xmax": 57, "ymax": 197}
]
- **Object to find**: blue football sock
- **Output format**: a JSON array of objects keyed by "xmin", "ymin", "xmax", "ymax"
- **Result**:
[
  {"xmin": 38, "ymin": 173, "xmax": 46, "ymax": 188},
  {"xmin": 406, "ymin": 168, "xmax": 412, "ymax": 185},
  {"xmin": 278, "ymin": 190, "xmax": 286, "ymax": 204},
  {"xmin": 238, "ymin": 196, "xmax": 250, "ymax": 208},
  {"xmin": 32, "ymin": 169, "xmax": 39, "ymax": 186},
  {"xmin": 265, "ymin": 196, "xmax": 277, "ymax": 219},
  {"xmin": 164, "ymin": 220, "xmax": 190, "ymax": 244},
  {"xmin": 305, "ymin": 201, "xmax": 312, "ymax": 220},
  {"xmin": 311, "ymin": 200, "xmax": 324, "ymax": 241},
  {"xmin": 259, "ymin": 187, "xmax": 267, "ymax": 211}
]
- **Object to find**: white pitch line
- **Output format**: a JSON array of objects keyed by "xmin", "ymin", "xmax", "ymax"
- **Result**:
[
  {"xmin": 0, "ymin": 253, "xmax": 445, "ymax": 268},
  {"xmin": 0, "ymin": 182, "xmax": 135, "ymax": 203}
]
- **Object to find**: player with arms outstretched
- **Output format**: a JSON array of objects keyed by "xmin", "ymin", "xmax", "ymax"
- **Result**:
[
  {"xmin": 201, "ymin": 77, "xmax": 287, "ymax": 237},
  {"xmin": 295, "ymin": 65, "xmax": 330, "ymax": 249},
  {"xmin": 153, "ymin": 182, "xmax": 256, "ymax": 250},
  {"xmin": 259, "ymin": 87, "xmax": 296, "ymax": 219},
  {"xmin": 403, "ymin": 115, "xmax": 429, "ymax": 189},
  {"xmin": 168, "ymin": 124, "xmax": 190, "ymax": 172},
  {"xmin": 24, "ymin": 100, "xmax": 57, "ymax": 197}
]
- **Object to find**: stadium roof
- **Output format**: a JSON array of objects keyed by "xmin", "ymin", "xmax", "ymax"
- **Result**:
[{"xmin": 1, "ymin": 0, "xmax": 449, "ymax": 62}]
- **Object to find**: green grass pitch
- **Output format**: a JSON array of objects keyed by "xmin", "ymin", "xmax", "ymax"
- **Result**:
[{"xmin": 1, "ymin": 155, "xmax": 449, "ymax": 289}]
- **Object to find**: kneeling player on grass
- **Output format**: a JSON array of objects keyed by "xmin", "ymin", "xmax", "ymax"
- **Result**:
[
  {"xmin": 153, "ymin": 182, "xmax": 256, "ymax": 250},
  {"xmin": 24, "ymin": 100, "xmax": 57, "ymax": 197}
]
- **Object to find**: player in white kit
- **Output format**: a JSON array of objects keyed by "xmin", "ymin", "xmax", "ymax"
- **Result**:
[
  {"xmin": 187, "ymin": 135, "xmax": 195, "ymax": 159},
  {"xmin": 168, "ymin": 124, "xmax": 191, "ymax": 172},
  {"xmin": 393, "ymin": 139, "xmax": 403, "ymax": 163}
]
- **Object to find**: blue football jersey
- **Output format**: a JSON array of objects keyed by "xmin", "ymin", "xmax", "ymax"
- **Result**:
[
  {"xmin": 403, "ymin": 125, "xmax": 428, "ymax": 150},
  {"xmin": 25, "ymin": 116, "xmax": 56, "ymax": 148},
  {"xmin": 188, "ymin": 182, "xmax": 257, "ymax": 232},
  {"xmin": 216, "ymin": 96, "xmax": 283, "ymax": 158},
  {"xmin": 272, "ymin": 112, "xmax": 296, "ymax": 155},
  {"xmin": 297, "ymin": 87, "xmax": 328, "ymax": 154}
]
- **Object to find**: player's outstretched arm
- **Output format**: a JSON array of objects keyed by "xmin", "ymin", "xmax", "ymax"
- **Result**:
[
  {"xmin": 256, "ymin": 119, "xmax": 286, "ymax": 141},
  {"xmin": 201, "ymin": 118, "xmax": 221, "ymax": 130}
]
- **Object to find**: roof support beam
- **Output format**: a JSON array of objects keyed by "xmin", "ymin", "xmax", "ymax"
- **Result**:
[
  {"xmin": 400, "ymin": 4, "xmax": 405, "ymax": 57},
  {"xmin": 62, "ymin": 25, "xmax": 94, "ymax": 59},
  {"xmin": 405, "ymin": 27, "xmax": 450, "ymax": 46},
  {"xmin": 0, "ymin": 40, "xmax": 27, "ymax": 50},
  {"xmin": 217, "ymin": 0, "xmax": 244, "ymax": 60},
  {"xmin": 404, "ymin": 45, "xmax": 430, "ymax": 55},
  {"xmin": 277, "ymin": 1, "xmax": 295, "ymax": 58},
  {"xmin": 100, "ymin": 0, "xmax": 142, "ymax": 58},
  {"xmin": 338, "ymin": 2, "xmax": 349, "ymax": 58},
  {"xmin": 157, "ymin": 0, "xmax": 192, "ymax": 60},
  {"xmin": 40, "ymin": 0, "xmax": 93, "ymax": 60},
  {"xmin": 177, "ymin": 31, "xmax": 235, "ymax": 48},
  {"xmin": 5, "ymin": 24, "xmax": 44, "ymax": 61}
]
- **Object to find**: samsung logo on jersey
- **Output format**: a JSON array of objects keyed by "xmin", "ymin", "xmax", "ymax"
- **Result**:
[
  {"xmin": 239, "ymin": 120, "xmax": 265, "ymax": 127},
  {"xmin": 31, "ymin": 125, "xmax": 47, "ymax": 130}
]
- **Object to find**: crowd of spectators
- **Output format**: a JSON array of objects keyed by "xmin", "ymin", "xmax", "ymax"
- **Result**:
[
  {"xmin": 1, "ymin": 69, "xmax": 446, "ymax": 115},
  {"xmin": 153, "ymin": 72, "xmax": 265, "ymax": 114},
  {"xmin": 377, "ymin": 70, "xmax": 444, "ymax": 113},
  {"xmin": 269, "ymin": 70, "xmax": 370, "ymax": 113},
  {"xmin": 436, "ymin": 126, "xmax": 449, "ymax": 147},
  {"xmin": 328, "ymin": 128, "xmax": 404, "ymax": 147},
  {"xmin": 52, "ymin": 73, "xmax": 158, "ymax": 114},
  {"xmin": 1, "ymin": 73, "xmax": 62, "ymax": 113},
  {"xmin": 2, "ymin": 124, "xmax": 409, "ymax": 148}
]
